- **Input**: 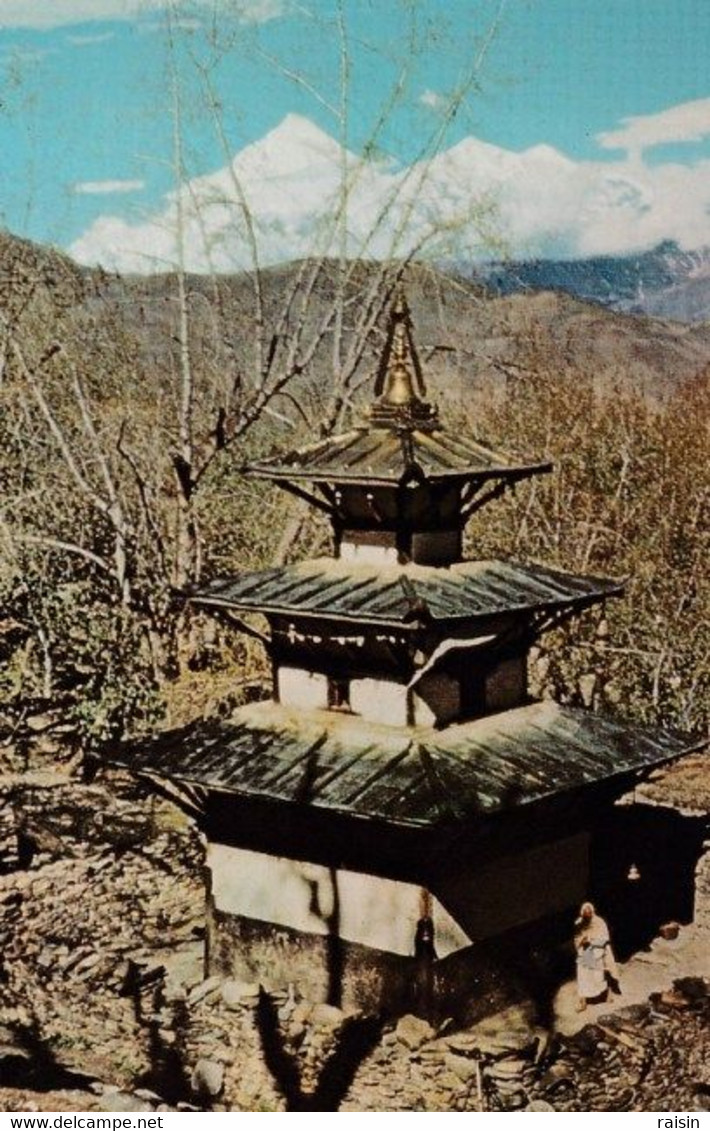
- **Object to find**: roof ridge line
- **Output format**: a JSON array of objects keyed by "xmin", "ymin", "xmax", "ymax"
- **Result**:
[{"xmin": 397, "ymin": 573, "xmax": 431, "ymax": 622}]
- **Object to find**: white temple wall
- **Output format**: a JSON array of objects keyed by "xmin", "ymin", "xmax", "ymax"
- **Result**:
[
  {"xmin": 338, "ymin": 530, "xmax": 461, "ymax": 566},
  {"xmin": 349, "ymin": 677, "xmax": 409, "ymax": 727},
  {"xmin": 339, "ymin": 539, "xmax": 399, "ymax": 566},
  {"xmin": 277, "ymin": 666, "xmax": 329, "ymax": 710},
  {"xmin": 207, "ymin": 843, "xmax": 470, "ymax": 958},
  {"xmin": 276, "ymin": 666, "xmax": 465, "ymax": 729},
  {"xmin": 207, "ymin": 833, "xmax": 590, "ymax": 961}
]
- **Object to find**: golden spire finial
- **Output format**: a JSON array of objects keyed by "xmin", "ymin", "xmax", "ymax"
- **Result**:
[
  {"xmin": 369, "ymin": 290, "xmax": 438, "ymax": 429},
  {"xmin": 383, "ymin": 313, "xmax": 417, "ymax": 406}
]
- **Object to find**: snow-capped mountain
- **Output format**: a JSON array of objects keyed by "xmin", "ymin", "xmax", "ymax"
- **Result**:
[
  {"xmin": 70, "ymin": 115, "xmax": 403, "ymax": 274},
  {"xmin": 69, "ymin": 113, "xmax": 710, "ymax": 296},
  {"xmin": 474, "ymin": 242, "xmax": 710, "ymax": 322}
]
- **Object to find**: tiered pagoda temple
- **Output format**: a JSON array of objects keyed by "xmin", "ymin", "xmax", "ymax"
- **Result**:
[{"xmin": 107, "ymin": 295, "xmax": 702, "ymax": 1018}]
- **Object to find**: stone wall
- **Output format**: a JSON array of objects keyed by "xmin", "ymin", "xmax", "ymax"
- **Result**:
[
  {"xmin": 207, "ymin": 903, "xmax": 418, "ymax": 1016},
  {"xmin": 206, "ymin": 898, "xmax": 577, "ymax": 1027}
]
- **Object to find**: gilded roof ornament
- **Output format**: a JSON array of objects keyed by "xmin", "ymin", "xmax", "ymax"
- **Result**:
[{"xmin": 369, "ymin": 291, "xmax": 439, "ymax": 430}]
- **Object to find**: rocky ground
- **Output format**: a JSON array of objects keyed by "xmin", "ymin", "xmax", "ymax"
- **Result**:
[{"xmin": 1, "ymin": 752, "xmax": 709, "ymax": 1113}]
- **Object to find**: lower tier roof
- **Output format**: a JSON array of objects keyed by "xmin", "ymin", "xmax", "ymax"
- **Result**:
[
  {"xmin": 103, "ymin": 700, "xmax": 702, "ymax": 830},
  {"xmin": 192, "ymin": 557, "xmax": 623, "ymax": 627}
]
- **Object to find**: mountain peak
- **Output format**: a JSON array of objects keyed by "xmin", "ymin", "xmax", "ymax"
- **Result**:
[
  {"xmin": 263, "ymin": 113, "xmax": 340, "ymax": 151},
  {"xmin": 522, "ymin": 142, "xmax": 574, "ymax": 168}
]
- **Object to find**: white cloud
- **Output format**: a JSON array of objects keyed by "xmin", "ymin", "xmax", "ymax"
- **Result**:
[
  {"xmin": 0, "ymin": 1, "xmax": 134, "ymax": 27},
  {"xmin": 419, "ymin": 89, "xmax": 446, "ymax": 112},
  {"xmin": 0, "ymin": 0, "xmax": 286, "ymax": 29},
  {"xmin": 67, "ymin": 31, "xmax": 116, "ymax": 45},
  {"xmin": 72, "ymin": 178, "xmax": 145, "ymax": 194},
  {"xmin": 68, "ymin": 108, "xmax": 710, "ymax": 274},
  {"xmin": 232, "ymin": 0, "xmax": 286, "ymax": 21},
  {"xmin": 597, "ymin": 97, "xmax": 710, "ymax": 158}
]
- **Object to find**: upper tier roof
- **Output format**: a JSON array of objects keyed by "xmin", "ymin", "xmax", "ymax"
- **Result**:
[
  {"xmin": 103, "ymin": 699, "xmax": 703, "ymax": 830},
  {"xmin": 244, "ymin": 426, "xmax": 552, "ymax": 488},
  {"xmin": 244, "ymin": 293, "xmax": 551, "ymax": 488},
  {"xmin": 191, "ymin": 557, "xmax": 623, "ymax": 627}
]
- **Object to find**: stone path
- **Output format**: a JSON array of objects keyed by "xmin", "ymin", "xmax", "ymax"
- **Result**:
[{"xmin": 554, "ymin": 928, "xmax": 710, "ymax": 1036}]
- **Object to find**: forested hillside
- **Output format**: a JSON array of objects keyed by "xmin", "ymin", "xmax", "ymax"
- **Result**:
[{"xmin": 1, "ymin": 232, "xmax": 708, "ymax": 750}]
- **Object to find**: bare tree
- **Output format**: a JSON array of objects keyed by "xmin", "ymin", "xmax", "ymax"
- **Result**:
[{"xmin": 0, "ymin": 0, "xmax": 563, "ymax": 737}]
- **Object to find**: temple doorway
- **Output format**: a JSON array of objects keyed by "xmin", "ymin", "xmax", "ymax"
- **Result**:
[{"xmin": 589, "ymin": 805, "xmax": 705, "ymax": 960}]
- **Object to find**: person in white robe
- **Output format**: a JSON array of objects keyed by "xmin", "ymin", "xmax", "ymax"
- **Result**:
[{"xmin": 575, "ymin": 901, "xmax": 619, "ymax": 1011}]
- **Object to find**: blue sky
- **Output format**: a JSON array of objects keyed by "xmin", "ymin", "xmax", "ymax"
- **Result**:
[{"xmin": 1, "ymin": 0, "xmax": 708, "ymax": 266}]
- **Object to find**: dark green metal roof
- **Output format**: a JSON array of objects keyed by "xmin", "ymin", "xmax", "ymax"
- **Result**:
[
  {"xmin": 191, "ymin": 557, "xmax": 623, "ymax": 627},
  {"xmin": 103, "ymin": 700, "xmax": 701, "ymax": 830},
  {"xmin": 244, "ymin": 425, "xmax": 551, "ymax": 488}
]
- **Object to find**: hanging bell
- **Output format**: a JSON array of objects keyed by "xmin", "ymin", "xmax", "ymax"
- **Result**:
[
  {"xmin": 627, "ymin": 863, "xmax": 641, "ymax": 882},
  {"xmin": 383, "ymin": 359, "xmax": 416, "ymax": 406}
]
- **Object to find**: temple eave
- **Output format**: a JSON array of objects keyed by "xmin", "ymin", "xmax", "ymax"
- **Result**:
[
  {"xmin": 243, "ymin": 460, "xmax": 553, "ymax": 487},
  {"xmin": 188, "ymin": 556, "xmax": 625, "ymax": 626},
  {"xmin": 103, "ymin": 699, "xmax": 703, "ymax": 832}
]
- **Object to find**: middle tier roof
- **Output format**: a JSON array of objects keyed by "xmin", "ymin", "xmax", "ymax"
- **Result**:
[{"xmin": 191, "ymin": 557, "xmax": 623, "ymax": 628}]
